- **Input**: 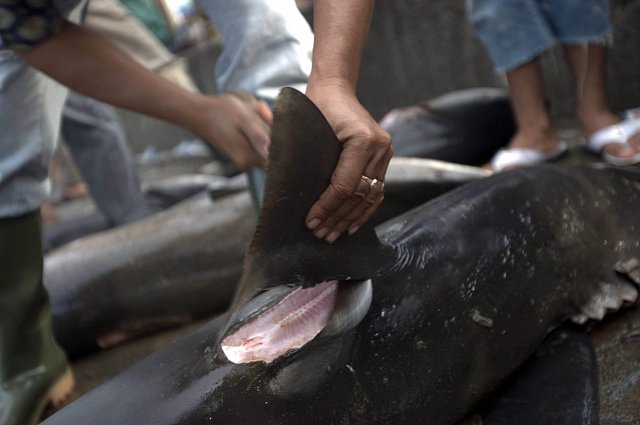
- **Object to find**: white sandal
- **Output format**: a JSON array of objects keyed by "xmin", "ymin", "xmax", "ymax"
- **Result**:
[
  {"xmin": 585, "ymin": 117, "xmax": 640, "ymax": 166},
  {"xmin": 489, "ymin": 141, "xmax": 568, "ymax": 172}
]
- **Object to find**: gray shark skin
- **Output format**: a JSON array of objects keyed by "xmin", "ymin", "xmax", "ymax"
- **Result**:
[
  {"xmin": 43, "ymin": 88, "xmax": 640, "ymax": 424},
  {"xmin": 381, "ymin": 87, "xmax": 516, "ymax": 165},
  {"xmin": 373, "ymin": 157, "xmax": 489, "ymax": 225},
  {"xmin": 45, "ymin": 191, "xmax": 256, "ymax": 357},
  {"xmin": 42, "ymin": 173, "xmax": 249, "ymax": 252}
]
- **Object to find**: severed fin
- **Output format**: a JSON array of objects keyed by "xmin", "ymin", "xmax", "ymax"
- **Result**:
[
  {"xmin": 226, "ymin": 88, "xmax": 383, "ymax": 330},
  {"xmin": 481, "ymin": 325, "xmax": 598, "ymax": 425}
]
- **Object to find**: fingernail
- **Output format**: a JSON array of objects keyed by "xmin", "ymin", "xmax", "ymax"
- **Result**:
[
  {"xmin": 326, "ymin": 231, "xmax": 340, "ymax": 244},
  {"xmin": 307, "ymin": 218, "xmax": 321, "ymax": 230},
  {"xmin": 315, "ymin": 227, "xmax": 329, "ymax": 239},
  {"xmin": 348, "ymin": 226, "xmax": 360, "ymax": 236}
]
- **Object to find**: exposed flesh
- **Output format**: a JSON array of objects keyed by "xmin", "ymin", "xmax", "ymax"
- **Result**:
[{"xmin": 221, "ymin": 281, "xmax": 338, "ymax": 364}]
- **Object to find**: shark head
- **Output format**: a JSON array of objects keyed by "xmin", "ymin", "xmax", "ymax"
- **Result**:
[{"xmin": 220, "ymin": 88, "xmax": 382, "ymax": 364}]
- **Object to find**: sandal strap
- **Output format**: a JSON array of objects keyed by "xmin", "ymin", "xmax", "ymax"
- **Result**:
[
  {"xmin": 491, "ymin": 149, "xmax": 546, "ymax": 171},
  {"xmin": 588, "ymin": 118, "xmax": 640, "ymax": 153},
  {"xmin": 490, "ymin": 141, "xmax": 567, "ymax": 172}
]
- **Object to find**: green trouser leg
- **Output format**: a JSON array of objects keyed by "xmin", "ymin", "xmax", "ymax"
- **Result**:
[{"xmin": 0, "ymin": 212, "xmax": 73, "ymax": 425}]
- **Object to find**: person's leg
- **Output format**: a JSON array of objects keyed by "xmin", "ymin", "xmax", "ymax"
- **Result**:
[
  {"xmin": 565, "ymin": 44, "xmax": 640, "ymax": 160},
  {"xmin": 0, "ymin": 2, "xmax": 87, "ymax": 421},
  {"xmin": 504, "ymin": 58, "xmax": 560, "ymax": 153},
  {"xmin": 61, "ymin": 91, "xmax": 151, "ymax": 226},
  {"xmin": 0, "ymin": 213, "xmax": 73, "ymax": 425},
  {"xmin": 0, "ymin": 54, "xmax": 73, "ymax": 425},
  {"xmin": 196, "ymin": 0, "xmax": 313, "ymax": 207},
  {"xmin": 467, "ymin": 0, "xmax": 567, "ymax": 170},
  {"xmin": 197, "ymin": 0, "xmax": 312, "ymax": 105}
]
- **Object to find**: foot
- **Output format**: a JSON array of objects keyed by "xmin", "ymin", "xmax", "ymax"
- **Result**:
[
  {"xmin": 580, "ymin": 110, "xmax": 640, "ymax": 163},
  {"xmin": 0, "ymin": 364, "xmax": 74, "ymax": 425},
  {"xmin": 484, "ymin": 127, "xmax": 565, "ymax": 172}
]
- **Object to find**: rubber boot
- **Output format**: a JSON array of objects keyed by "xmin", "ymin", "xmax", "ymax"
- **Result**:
[{"xmin": 0, "ymin": 212, "xmax": 74, "ymax": 425}]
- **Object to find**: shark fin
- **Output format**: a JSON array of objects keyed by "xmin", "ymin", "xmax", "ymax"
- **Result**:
[{"xmin": 229, "ymin": 88, "xmax": 382, "ymax": 314}]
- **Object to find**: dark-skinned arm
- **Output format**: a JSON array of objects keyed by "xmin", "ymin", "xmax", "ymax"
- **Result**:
[
  {"xmin": 18, "ymin": 22, "xmax": 271, "ymax": 171},
  {"xmin": 305, "ymin": 0, "xmax": 393, "ymax": 243}
]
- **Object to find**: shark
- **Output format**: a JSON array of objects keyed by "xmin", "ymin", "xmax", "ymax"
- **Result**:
[{"xmin": 44, "ymin": 88, "xmax": 639, "ymax": 424}]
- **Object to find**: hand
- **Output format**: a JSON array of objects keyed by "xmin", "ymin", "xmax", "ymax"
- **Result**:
[
  {"xmin": 306, "ymin": 84, "xmax": 393, "ymax": 243},
  {"xmin": 191, "ymin": 93, "xmax": 273, "ymax": 171}
]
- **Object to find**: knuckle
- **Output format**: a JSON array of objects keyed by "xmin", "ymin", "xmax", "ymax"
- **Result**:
[
  {"xmin": 331, "ymin": 207, "xmax": 351, "ymax": 222},
  {"xmin": 346, "ymin": 193, "xmax": 364, "ymax": 207},
  {"xmin": 386, "ymin": 144, "xmax": 395, "ymax": 157},
  {"xmin": 377, "ymin": 130, "xmax": 392, "ymax": 149},
  {"xmin": 331, "ymin": 182, "xmax": 353, "ymax": 200}
]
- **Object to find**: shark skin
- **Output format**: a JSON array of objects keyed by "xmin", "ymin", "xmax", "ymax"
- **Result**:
[
  {"xmin": 43, "ymin": 89, "xmax": 640, "ymax": 425},
  {"xmin": 381, "ymin": 87, "xmax": 516, "ymax": 165},
  {"xmin": 45, "ymin": 191, "xmax": 256, "ymax": 357},
  {"xmin": 479, "ymin": 325, "xmax": 599, "ymax": 425}
]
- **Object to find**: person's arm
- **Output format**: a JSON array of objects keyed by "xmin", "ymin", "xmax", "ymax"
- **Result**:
[
  {"xmin": 305, "ymin": 0, "xmax": 393, "ymax": 243},
  {"xmin": 18, "ymin": 22, "xmax": 271, "ymax": 171}
]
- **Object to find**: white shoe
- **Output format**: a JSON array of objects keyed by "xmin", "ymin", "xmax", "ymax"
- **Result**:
[{"xmin": 585, "ymin": 117, "xmax": 640, "ymax": 166}]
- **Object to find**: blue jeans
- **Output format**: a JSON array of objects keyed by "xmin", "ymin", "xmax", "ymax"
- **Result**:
[
  {"xmin": 466, "ymin": 0, "xmax": 612, "ymax": 72},
  {"xmin": 197, "ymin": 0, "xmax": 312, "ymax": 105},
  {"xmin": 62, "ymin": 92, "xmax": 150, "ymax": 226}
]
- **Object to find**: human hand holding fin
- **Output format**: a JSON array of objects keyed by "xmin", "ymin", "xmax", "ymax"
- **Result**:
[
  {"xmin": 17, "ymin": 22, "xmax": 272, "ymax": 172},
  {"xmin": 304, "ymin": 0, "xmax": 390, "ymax": 243},
  {"xmin": 305, "ymin": 84, "xmax": 393, "ymax": 243},
  {"xmin": 191, "ymin": 92, "xmax": 272, "ymax": 171}
]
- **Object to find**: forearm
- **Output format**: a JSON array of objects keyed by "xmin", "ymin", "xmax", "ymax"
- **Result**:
[
  {"xmin": 304, "ymin": 0, "xmax": 391, "ymax": 244},
  {"xmin": 309, "ymin": 0, "xmax": 375, "ymax": 92},
  {"xmin": 17, "ymin": 22, "xmax": 203, "ymax": 133}
]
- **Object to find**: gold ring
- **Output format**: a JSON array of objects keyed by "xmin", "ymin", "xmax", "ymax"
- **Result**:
[{"xmin": 361, "ymin": 175, "xmax": 384, "ymax": 192}]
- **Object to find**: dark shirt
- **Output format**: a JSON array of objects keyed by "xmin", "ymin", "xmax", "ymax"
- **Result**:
[{"xmin": 0, "ymin": 0, "xmax": 80, "ymax": 49}]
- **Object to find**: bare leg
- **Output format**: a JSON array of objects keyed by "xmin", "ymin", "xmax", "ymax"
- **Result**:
[
  {"xmin": 565, "ymin": 44, "xmax": 640, "ymax": 158},
  {"xmin": 505, "ymin": 58, "xmax": 560, "ymax": 153}
]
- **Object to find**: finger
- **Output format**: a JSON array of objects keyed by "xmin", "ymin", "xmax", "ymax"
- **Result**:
[
  {"xmin": 313, "ymin": 177, "xmax": 372, "ymax": 242},
  {"xmin": 324, "ymin": 182, "xmax": 381, "ymax": 244},
  {"xmin": 341, "ymin": 145, "xmax": 391, "ymax": 235},
  {"xmin": 307, "ymin": 142, "xmax": 390, "ymax": 236},
  {"xmin": 329, "ymin": 147, "xmax": 389, "ymax": 236},
  {"xmin": 378, "ymin": 145, "xmax": 394, "ymax": 178},
  {"xmin": 240, "ymin": 115, "xmax": 271, "ymax": 164},
  {"xmin": 363, "ymin": 143, "xmax": 393, "ymax": 183},
  {"xmin": 254, "ymin": 100, "xmax": 273, "ymax": 125},
  {"xmin": 227, "ymin": 131, "xmax": 263, "ymax": 171},
  {"xmin": 305, "ymin": 143, "xmax": 371, "ymax": 230},
  {"xmin": 347, "ymin": 193, "xmax": 385, "ymax": 236}
]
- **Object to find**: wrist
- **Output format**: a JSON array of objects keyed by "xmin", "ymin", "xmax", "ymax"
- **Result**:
[{"xmin": 180, "ymin": 94, "xmax": 216, "ymax": 136}]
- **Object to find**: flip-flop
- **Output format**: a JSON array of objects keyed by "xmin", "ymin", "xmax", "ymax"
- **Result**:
[
  {"xmin": 489, "ymin": 140, "xmax": 568, "ymax": 172},
  {"xmin": 624, "ymin": 107, "xmax": 640, "ymax": 120},
  {"xmin": 585, "ymin": 117, "xmax": 640, "ymax": 166}
]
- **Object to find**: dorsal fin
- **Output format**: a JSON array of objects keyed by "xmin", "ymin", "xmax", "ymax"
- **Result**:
[{"xmin": 229, "ymin": 88, "xmax": 381, "ymax": 310}]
